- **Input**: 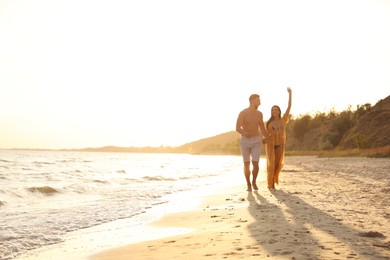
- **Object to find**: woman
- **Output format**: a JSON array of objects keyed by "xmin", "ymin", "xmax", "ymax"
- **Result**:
[{"xmin": 265, "ymin": 87, "xmax": 292, "ymax": 189}]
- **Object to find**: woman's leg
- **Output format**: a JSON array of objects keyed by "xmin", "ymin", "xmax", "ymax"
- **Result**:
[
  {"xmin": 266, "ymin": 154, "xmax": 275, "ymax": 189},
  {"xmin": 273, "ymin": 146, "xmax": 282, "ymax": 185}
]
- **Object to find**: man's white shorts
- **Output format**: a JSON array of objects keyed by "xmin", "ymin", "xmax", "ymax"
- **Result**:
[{"xmin": 240, "ymin": 136, "xmax": 260, "ymax": 162}]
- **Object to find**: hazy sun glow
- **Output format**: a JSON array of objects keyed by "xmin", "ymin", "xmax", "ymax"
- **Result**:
[{"xmin": 1, "ymin": 0, "xmax": 389, "ymax": 149}]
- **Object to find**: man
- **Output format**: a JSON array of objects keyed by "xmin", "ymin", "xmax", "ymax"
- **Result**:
[{"xmin": 236, "ymin": 94, "xmax": 268, "ymax": 191}]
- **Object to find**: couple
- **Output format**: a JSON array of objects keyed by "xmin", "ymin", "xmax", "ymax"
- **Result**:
[{"xmin": 236, "ymin": 87, "xmax": 292, "ymax": 191}]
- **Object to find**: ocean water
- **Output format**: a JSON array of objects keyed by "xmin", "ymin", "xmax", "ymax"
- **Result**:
[{"xmin": 0, "ymin": 150, "xmax": 260, "ymax": 260}]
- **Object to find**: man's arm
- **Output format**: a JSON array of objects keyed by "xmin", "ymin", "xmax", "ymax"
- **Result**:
[
  {"xmin": 258, "ymin": 112, "xmax": 268, "ymax": 140},
  {"xmin": 236, "ymin": 112, "xmax": 244, "ymax": 135}
]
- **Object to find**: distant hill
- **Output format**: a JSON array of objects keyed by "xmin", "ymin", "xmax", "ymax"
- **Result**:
[
  {"xmin": 69, "ymin": 132, "xmax": 244, "ymax": 155},
  {"xmin": 70, "ymin": 95, "xmax": 390, "ymax": 156},
  {"xmin": 175, "ymin": 131, "xmax": 242, "ymax": 155}
]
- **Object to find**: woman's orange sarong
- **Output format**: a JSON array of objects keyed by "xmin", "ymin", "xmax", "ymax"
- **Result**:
[{"xmin": 266, "ymin": 114, "xmax": 288, "ymax": 188}]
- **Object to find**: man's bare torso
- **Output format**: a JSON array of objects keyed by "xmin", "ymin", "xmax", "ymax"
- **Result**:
[{"xmin": 238, "ymin": 108, "xmax": 263, "ymax": 137}]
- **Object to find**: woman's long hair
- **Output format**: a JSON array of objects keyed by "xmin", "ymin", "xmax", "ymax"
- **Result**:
[{"xmin": 266, "ymin": 105, "xmax": 282, "ymax": 130}]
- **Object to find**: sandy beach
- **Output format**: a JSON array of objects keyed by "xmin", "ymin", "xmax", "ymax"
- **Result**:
[{"xmin": 91, "ymin": 156, "xmax": 390, "ymax": 260}]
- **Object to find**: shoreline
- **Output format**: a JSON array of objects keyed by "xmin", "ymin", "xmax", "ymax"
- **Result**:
[
  {"xmin": 14, "ymin": 184, "xmax": 227, "ymax": 260},
  {"xmin": 13, "ymin": 156, "xmax": 249, "ymax": 260},
  {"xmin": 91, "ymin": 156, "xmax": 390, "ymax": 260}
]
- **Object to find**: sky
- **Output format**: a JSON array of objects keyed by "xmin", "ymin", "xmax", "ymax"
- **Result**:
[{"xmin": 1, "ymin": 0, "xmax": 389, "ymax": 149}]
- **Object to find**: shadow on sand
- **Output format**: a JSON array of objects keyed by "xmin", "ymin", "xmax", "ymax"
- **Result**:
[{"xmin": 247, "ymin": 190, "xmax": 389, "ymax": 259}]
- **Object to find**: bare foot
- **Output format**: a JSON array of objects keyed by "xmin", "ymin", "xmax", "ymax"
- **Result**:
[
  {"xmin": 268, "ymin": 186, "xmax": 276, "ymax": 191},
  {"xmin": 247, "ymin": 185, "xmax": 252, "ymax": 192},
  {"xmin": 252, "ymin": 183, "xmax": 258, "ymax": 190}
]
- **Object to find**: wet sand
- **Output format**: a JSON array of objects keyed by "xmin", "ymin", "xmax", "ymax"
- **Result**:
[{"xmin": 91, "ymin": 156, "xmax": 390, "ymax": 260}]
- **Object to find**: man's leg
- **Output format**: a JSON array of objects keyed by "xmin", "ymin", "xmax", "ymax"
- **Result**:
[
  {"xmin": 244, "ymin": 161, "xmax": 252, "ymax": 191},
  {"xmin": 251, "ymin": 142, "xmax": 261, "ymax": 190},
  {"xmin": 251, "ymin": 161, "xmax": 259, "ymax": 190},
  {"xmin": 240, "ymin": 139, "xmax": 253, "ymax": 191}
]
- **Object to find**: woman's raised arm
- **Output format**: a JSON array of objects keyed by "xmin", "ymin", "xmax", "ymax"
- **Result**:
[{"xmin": 285, "ymin": 87, "xmax": 292, "ymax": 116}]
